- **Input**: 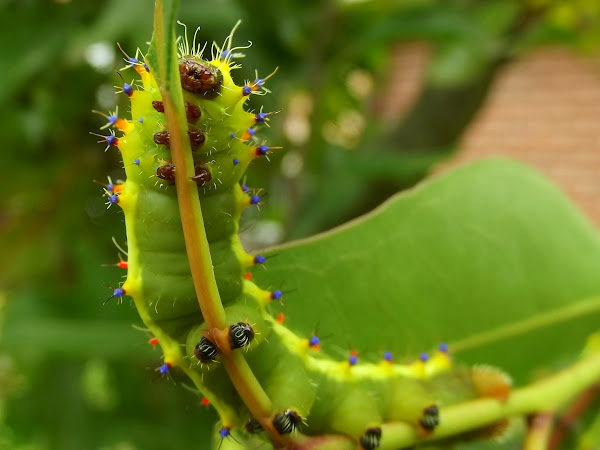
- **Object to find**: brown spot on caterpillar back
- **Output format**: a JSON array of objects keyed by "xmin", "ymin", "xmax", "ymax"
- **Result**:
[
  {"xmin": 156, "ymin": 164, "xmax": 176, "ymax": 184},
  {"xmin": 187, "ymin": 129, "xmax": 205, "ymax": 149},
  {"xmin": 185, "ymin": 102, "xmax": 202, "ymax": 122},
  {"xmin": 152, "ymin": 101, "xmax": 165, "ymax": 113},
  {"xmin": 191, "ymin": 165, "xmax": 211, "ymax": 185},
  {"xmin": 154, "ymin": 131, "xmax": 170, "ymax": 146},
  {"xmin": 153, "ymin": 130, "xmax": 205, "ymax": 149},
  {"xmin": 153, "ymin": 101, "xmax": 201, "ymax": 123},
  {"xmin": 178, "ymin": 59, "xmax": 222, "ymax": 98}
]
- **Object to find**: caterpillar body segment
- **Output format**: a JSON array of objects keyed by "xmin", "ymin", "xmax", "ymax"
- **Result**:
[{"xmin": 97, "ymin": 25, "xmax": 513, "ymax": 449}]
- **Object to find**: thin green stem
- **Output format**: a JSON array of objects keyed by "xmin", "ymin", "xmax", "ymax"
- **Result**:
[
  {"xmin": 549, "ymin": 384, "xmax": 600, "ymax": 449},
  {"xmin": 152, "ymin": 0, "xmax": 227, "ymax": 330},
  {"xmin": 150, "ymin": 0, "xmax": 276, "ymax": 439},
  {"xmin": 524, "ymin": 412, "xmax": 554, "ymax": 450},
  {"xmin": 378, "ymin": 350, "xmax": 600, "ymax": 449}
]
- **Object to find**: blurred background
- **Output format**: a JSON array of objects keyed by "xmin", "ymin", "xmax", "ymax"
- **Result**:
[{"xmin": 1, "ymin": 0, "xmax": 600, "ymax": 448}]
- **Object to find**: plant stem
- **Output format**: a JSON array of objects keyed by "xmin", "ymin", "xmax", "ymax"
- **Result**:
[
  {"xmin": 152, "ymin": 1, "xmax": 227, "ymax": 330},
  {"xmin": 151, "ymin": 0, "xmax": 276, "ymax": 439},
  {"xmin": 379, "ymin": 350, "xmax": 600, "ymax": 449},
  {"xmin": 549, "ymin": 384, "xmax": 600, "ymax": 449},
  {"xmin": 524, "ymin": 412, "xmax": 554, "ymax": 450}
]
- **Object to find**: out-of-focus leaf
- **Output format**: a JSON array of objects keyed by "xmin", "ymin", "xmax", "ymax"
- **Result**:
[{"xmin": 254, "ymin": 159, "xmax": 600, "ymax": 384}]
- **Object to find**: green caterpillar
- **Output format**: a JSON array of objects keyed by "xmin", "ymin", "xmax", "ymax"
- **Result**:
[{"xmin": 95, "ymin": 23, "xmax": 512, "ymax": 449}]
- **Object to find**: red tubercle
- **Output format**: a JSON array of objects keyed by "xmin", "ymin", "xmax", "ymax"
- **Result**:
[
  {"xmin": 201, "ymin": 397, "xmax": 210, "ymax": 406},
  {"xmin": 254, "ymin": 145, "xmax": 268, "ymax": 157},
  {"xmin": 102, "ymin": 258, "xmax": 127, "ymax": 269},
  {"xmin": 244, "ymin": 272, "xmax": 253, "ymax": 280},
  {"xmin": 276, "ymin": 313, "xmax": 285, "ymax": 324},
  {"xmin": 148, "ymin": 337, "xmax": 159, "ymax": 346},
  {"xmin": 350, "ymin": 350, "xmax": 359, "ymax": 357}
]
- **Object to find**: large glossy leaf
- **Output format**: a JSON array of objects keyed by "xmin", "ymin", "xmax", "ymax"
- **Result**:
[{"xmin": 253, "ymin": 159, "xmax": 600, "ymax": 384}]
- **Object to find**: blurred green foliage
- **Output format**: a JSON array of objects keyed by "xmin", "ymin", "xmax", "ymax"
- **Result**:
[{"xmin": 1, "ymin": 0, "xmax": 599, "ymax": 449}]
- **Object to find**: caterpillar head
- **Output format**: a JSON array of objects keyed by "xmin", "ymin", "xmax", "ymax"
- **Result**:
[{"xmin": 178, "ymin": 58, "xmax": 223, "ymax": 98}]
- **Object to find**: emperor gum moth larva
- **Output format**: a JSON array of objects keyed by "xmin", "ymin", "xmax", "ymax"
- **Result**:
[{"xmin": 95, "ymin": 23, "xmax": 512, "ymax": 449}]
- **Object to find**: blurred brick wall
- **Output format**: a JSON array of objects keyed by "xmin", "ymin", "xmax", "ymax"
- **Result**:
[
  {"xmin": 380, "ymin": 44, "xmax": 600, "ymax": 226},
  {"xmin": 373, "ymin": 42, "xmax": 431, "ymax": 120},
  {"xmin": 437, "ymin": 48, "xmax": 600, "ymax": 226}
]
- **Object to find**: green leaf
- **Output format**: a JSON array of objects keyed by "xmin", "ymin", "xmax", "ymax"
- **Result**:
[{"xmin": 254, "ymin": 159, "xmax": 600, "ymax": 384}]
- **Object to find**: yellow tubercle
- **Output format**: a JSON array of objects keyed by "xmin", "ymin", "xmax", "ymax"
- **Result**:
[
  {"xmin": 162, "ymin": 351, "xmax": 184, "ymax": 369},
  {"xmin": 231, "ymin": 238, "xmax": 254, "ymax": 268},
  {"xmin": 234, "ymin": 182, "xmax": 252, "ymax": 214},
  {"xmin": 340, "ymin": 360, "xmax": 356, "ymax": 377},
  {"xmin": 242, "ymin": 279, "xmax": 272, "ymax": 307},
  {"xmin": 260, "ymin": 290, "xmax": 274, "ymax": 306},
  {"xmin": 209, "ymin": 59, "xmax": 234, "ymax": 78},
  {"xmin": 428, "ymin": 350, "xmax": 452, "ymax": 374},
  {"xmin": 116, "ymin": 191, "xmax": 129, "ymax": 212},
  {"xmin": 409, "ymin": 360, "xmax": 427, "ymax": 378},
  {"xmin": 122, "ymin": 277, "xmax": 141, "ymax": 300},
  {"xmin": 379, "ymin": 359, "xmax": 395, "ymax": 372}
]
